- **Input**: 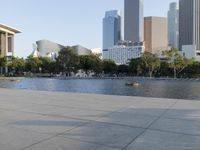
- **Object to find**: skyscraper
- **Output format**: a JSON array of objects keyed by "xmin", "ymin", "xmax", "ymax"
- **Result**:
[
  {"xmin": 124, "ymin": 0, "xmax": 144, "ymax": 44},
  {"xmin": 168, "ymin": 2, "xmax": 179, "ymax": 49},
  {"xmin": 103, "ymin": 10, "xmax": 121, "ymax": 50},
  {"xmin": 144, "ymin": 17, "xmax": 168, "ymax": 54},
  {"xmin": 102, "ymin": 10, "xmax": 121, "ymax": 59},
  {"xmin": 179, "ymin": 0, "xmax": 200, "ymax": 51}
]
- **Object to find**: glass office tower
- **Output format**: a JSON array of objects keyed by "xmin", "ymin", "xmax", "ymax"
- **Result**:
[
  {"xmin": 103, "ymin": 10, "xmax": 121, "ymax": 59},
  {"xmin": 168, "ymin": 2, "xmax": 179, "ymax": 49}
]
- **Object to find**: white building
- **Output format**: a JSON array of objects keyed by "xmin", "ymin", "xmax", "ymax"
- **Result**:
[
  {"xmin": 36, "ymin": 39, "xmax": 65, "ymax": 58},
  {"xmin": 182, "ymin": 45, "xmax": 200, "ymax": 61},
  {"xmin": 34, "ymin": 39, "xmax": 92, "ymax": 60},
  {"xmin": 91, "ymin": 48, "xmax": 101, "ymax": 55},
  {"xmin": 103, "ymin": 45, "xmax": 145, "ymax": 65},
  {"xmin": 71, "ymin": 45, "xmax": 91, "ymax": 56}
]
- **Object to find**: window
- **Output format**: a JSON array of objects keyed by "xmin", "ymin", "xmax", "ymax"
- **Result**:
[
  {"xmin": 0, "ymin": 34, "xmax": 1, "ymax": 53},
  {"xmin": 8, "ymin": 36, "xmax": 13, "ymax": 52}
]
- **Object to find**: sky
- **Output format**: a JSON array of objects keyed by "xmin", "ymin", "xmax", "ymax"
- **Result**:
[{"xmin": 0, "ymin": 0, "xmax": 178, "ymax": 58}]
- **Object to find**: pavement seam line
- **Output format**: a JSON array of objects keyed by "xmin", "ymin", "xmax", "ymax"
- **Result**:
[
  {"xmin": 121, "ymin": 99, "xmax": 179, "ymax": 150},
  {"xmin": 20, "ymin": 121, "xmax": 90, "ymax": 150},
  {"xmin": 60, "ymin": 136, "xmax": 122, "ymax": 150},
  {"xmin": 148, "ymin": 128, "xmax": 200, "ymax": 137}
]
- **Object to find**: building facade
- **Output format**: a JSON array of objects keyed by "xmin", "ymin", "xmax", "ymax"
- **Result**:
[
  {"xmin": 72, "ymin": 45, "xmax": 91, "ymax": 56},
  {"xmin": 35, "ymin": 39, "xmax": 92, "ymax": 60},
  {"xmin": 104, "ymin": 45, "xmax": 144, "ymax": 65},
  {"xmin": 168, "ymin": 2, "xmax": 179, "ymax": 49},
  {"xmin": 179, "ymin": 0, "xmax": 200, "ymax": 58},
  {"xmin": 103, "ymin": 10, "xmax": 121, "ymax": 50},
  {"xmin": 103, "ymin": 10, "xmax": 121, "ymax": 60},
  {"xmin": 124, "ymin": 0, "xmax": 144, "ymax": 44},
  {"xmin": 36, "ymin": 39, "xmax": 65, "ymax": 59},
  {"xmin": 0, "ymin": 24, "xmax": 20, "ymax": 57},
  {"xmin": 144, "ymin": 16, "xmax": 168, "ymax": 54}
]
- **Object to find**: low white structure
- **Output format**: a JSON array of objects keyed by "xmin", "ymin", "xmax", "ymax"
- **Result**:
[
  {"xmin": 31, "ymin": 49, "xmax": 40, "ymax": 58},
  {"xmin": 91, "ymin": 48, "xmax": 102, "ymax": 55},
  {"xmin": 182, "ymin": 45, "xmax": 200, "ymax": 61},
  {"xmin": 103, "ymin": 45, "xmax": 145, "ymax": 65},
  {"xmin": 91, "ymin": 48, "xmax": 102, "ymax": 60}
]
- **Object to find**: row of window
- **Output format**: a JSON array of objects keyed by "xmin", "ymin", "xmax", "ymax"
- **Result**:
[{"xmin": 103, "ymin": 47, "xmax": 144, "ymax": 64}]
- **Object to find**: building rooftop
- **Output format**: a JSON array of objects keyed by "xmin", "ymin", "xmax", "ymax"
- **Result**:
[
  {"xmin": 144, "ymin": 16, "xmax": 167, "ymax": 19},
  {"xmin": 0, "ymin": 23, "xmax": 21, "ymax": 33},
  {"xmin": 36, "ymin": 39, "xmax": 65, "ymax": 48}
]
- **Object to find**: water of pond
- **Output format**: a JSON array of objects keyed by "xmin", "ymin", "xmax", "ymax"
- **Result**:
[{"xmin": 0, "ymin": 78, "xmax": 200, "ymax": 100}]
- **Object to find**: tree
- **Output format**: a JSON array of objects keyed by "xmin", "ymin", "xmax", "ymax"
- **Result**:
[
  {"xmin": 128, "ymin": 58, "xmax": 142, "ymax": 76},
  {"xmin": 25, "ymin": 57, "xmax": 42, "ymax": 73},
  {"xmin": 0, "ymin": 57, "xmax": 7, "ymax": 74},
  {"xmin": 140, "ymin": 52, "xmax": 160, "ymax": 78},
  {"xmin": 79, "ymin": 54, "xmax": 102, "ymax": 75},
  {"xmin": 79, "ymin": 55, "xmax": 91, "ymax": 74},
  {"xmin": 57, "ymin": 47, "xmax": 79, "ymax": 76},
  {"xmin": 8, "ymin": 57, "xmax": 25, "ymax": 75},
  {"xmin": 181, "ymin": 61, "xmax": 200, "ymax": 78},
  {"xmin": 39, "ymin": 57, "xmax": 52, "ymax": 73},
  {"xmin": 0, "ymin": 57, "xmax": 7, "ymax": 67},
  {"xmin": 163, "ymin": 48, "xmax": 192, "ymax": 78},
  {"xmin": 89, "ymin": 54, "xmax": 102, "ymax": 74},
  {"xmin": 117, "ymin": 65, "xmax": 129, "ymax": 75},
  {"xmin": 102, "ymin": 60, "xmax": 117, "ymax": 74},
  {"xmin": 49, "ymin": 61, "xmax": 61, "ymax": 75},
  {"xmin": 159, "ymin": 61, "xmax": 172, "ymax": 77}
]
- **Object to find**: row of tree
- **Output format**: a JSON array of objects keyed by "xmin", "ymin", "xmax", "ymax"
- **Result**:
[
  {"xmin": 0, "ymin": 47, "xmax": 117, "ymax": 76},
  {"xmin": 1, "ymin": 47, "xmax": 200, "ymax": 78},
  {"xmin": 129, "ymin": 48, "xmax": 194, "ymax": 78}
]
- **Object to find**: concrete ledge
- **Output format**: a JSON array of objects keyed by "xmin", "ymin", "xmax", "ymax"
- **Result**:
[{"xmin": 0, "ymin": 88, "xmax": 199, "ymax": 150}]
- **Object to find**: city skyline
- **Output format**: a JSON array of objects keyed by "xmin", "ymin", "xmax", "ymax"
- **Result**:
[{"xmin": 0, "ymin": 0, "xmax": 178, "ymax": 58}]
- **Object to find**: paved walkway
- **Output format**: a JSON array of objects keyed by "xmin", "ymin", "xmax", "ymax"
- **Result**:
[{"xmin": 0, "ymin": 88, "xmax": 199, "ymax": 149}]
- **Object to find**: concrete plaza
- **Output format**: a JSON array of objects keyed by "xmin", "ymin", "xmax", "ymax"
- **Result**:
[{"xmin": 0, "ymin": 88, "xmax": 199, "ymax": 149}]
